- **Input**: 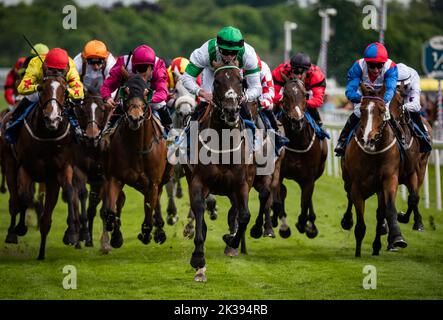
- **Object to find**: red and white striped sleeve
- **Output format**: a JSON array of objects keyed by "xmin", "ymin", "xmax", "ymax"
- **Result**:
[{"xmin": 259, "ymin": 60, "xmax": 274, "ymax": 109}]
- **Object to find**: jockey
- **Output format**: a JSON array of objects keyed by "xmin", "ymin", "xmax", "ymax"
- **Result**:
[
  {"xmin": 74, "ymin": 39, "xmax": 116, "ymax": 95},
  {"xmin": 5, "ymin": 48, "xmax": 84, "ymax": 143},
  {"xmin": 22, "ymin": 43, "xmax": 49, "ymax": 71},
  {"xmin": 181, "ymin": 26, "xmax": 262, "ymax": 121},
  {"xmin": 3, "ymin": 57, "xmax": 26, "ymax": 110},
  {"xmin": 334, "ymin": 42, "xmax": 401, "ymax": 156},
  {"xmin": 396, "ymin": 63, "xmax": 432, "ymax": 152},
  {"xmin": 101, "ymin": 44, "xmax": 172, "ymax": 131},
  {"xmin": 272, "ymin": 52, "xmax": 326, "ymax": 127}
]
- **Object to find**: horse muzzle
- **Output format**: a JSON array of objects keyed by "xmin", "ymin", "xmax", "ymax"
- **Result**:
[
  {"xmin": 44, "ymin": 116, "xmax": 62, "ymax": 131},
  {"xmin": 127, "ymin": 115, "xmax": 144, "ymax": 130},
  {"xmin": 221, "ymin": 107, "xmax": 240, "ymax": 127}
]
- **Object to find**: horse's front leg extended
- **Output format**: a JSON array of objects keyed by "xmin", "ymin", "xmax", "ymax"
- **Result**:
[
  {"xmin": 138, "ymin": 182, "xmax": 158, "ymax": 245},
  {"xmin": 153, "ymin": 184, "xmax": 167, "ymax": 244},
  {"xmin": 384, "ymin": 175, "xmax": 407, "ymax": 249},
  {"xmin": 60, "ymin": 165, "xmax": 80, "ymax": 248},
  {"xmin": 190, "ymin": 177, "xmax": 207, "ymax": 281},
  {"xmin": 351, "ymin": 186, "xmax": 366, "ymax": 258},
  {"xmin": 296, "ymin": 181, "xmax": 315, "ymax": 238},
  {"xmin": 38, "ymin": 180, "xmax": 60, "ymax": 260}
]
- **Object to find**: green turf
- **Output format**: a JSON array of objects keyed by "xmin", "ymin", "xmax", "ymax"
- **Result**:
[
  {"xmin": 0, "ymin": 93, "xmax": 442, "ymax": 299},
  {"xmin": 0, "ymin": 169, "xmax": 442, "ymax": 300}
]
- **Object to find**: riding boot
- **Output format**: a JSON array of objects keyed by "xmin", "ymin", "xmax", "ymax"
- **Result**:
[
  {"xmin": 307, "ymin": 107, "xmax": 323, "ymax": 127},
  {"xmin": 240, "ymin": 101, "xmax": 252, "ymax": 121},
  {"xmin": 157, "ymin": 105, "xmax": 173, "ymax": 134},
  {"xmin": 5, "ymin": 97, "xmax": 32, "ymax": 129},
  {"xmin": 410, "ymin": 111, "xmax": 432, "ymax": 152},
  {"xmin": 66, "ymin": 100, "xmax": 84, "ymax": 142},
  {"xmin": 388, "ymin": 116, "xmax": 407, "ymax": 150},
  {"xmin": 261, "ymin": 108, "xmax": 289, "ymax": 155},
  {"xmin": 334, "ymin": 113, "xmax": 360, "ymax": 157}
]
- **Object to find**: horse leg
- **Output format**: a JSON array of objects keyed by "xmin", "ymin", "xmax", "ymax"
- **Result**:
[
  {"xmin": 0, "ymin": 158, "xmax": 6, "ymax": 193},
  {"xmin": 110, "ymin": 188, "xmax": 125, "ymax": 249},
  {"xmin": 175, "ymin": 165, "xmax": 183, "ymax": 198},
  {"xmin": 32, "ymin": 183, "xmax": 45, "ymax": 229},
  {"xmin": 372, "ymin": 193, "xmax": 385, "ymax": 256},
  {"xmin": 166, "ymin": 180, "xmax": 178, "ymax": 225},
  {"xmin": 271, "ymin": 178, "xmax": 284, "ymax": 228},
  {"xmin": 5, "ymin": 163, "xmax": 21, "ymax": 244},
  {"xmin": 137, "ymin": 181, "xmax": 159, "ymax": 246},
  {"xmin": 306, "ymin": 198, "xmax": 319, "ymax": 239},
  {"xmin": 296, "ymin": 181, "xmax": 314, "ymax": 238},
  {"xmin": 78, "ymin": 181, "xmax": 91, "ymax": 245},
  {"xmin": 351, "ymin": 187, "xmax": 366, "ymax": 257},
  {"xmin": 184, "ymin": 209, "xmax": 195, "ymax": 239},
  {"xmin": 341, "ymin": 193, "xmax": 354, "ymax": 230},
  {"xmin": 278, "ymin": 183, "xmax": 291, "ymax": 238},
  {"xmin": 37, "ymin": 180, "xmax": 60, "ymax": 260},
  {"xmin": 383, "ymin": 177, "xmax": 407, "ymax": 249},
  {"xmin": 60, "ymin": 165, "xmax": 80, "ymax": 249},
  {"xmin": 154, "ymin": 186, "xmax": 167, "ymax": 245},
  {"xmin": 190, "ymin": 177, "xmax": 208, "ymax": 282},
  {"xmin": 85, "ymin": 182, "xmax": 102, "ymax": 247},
  {"xmin": 398, "ymin": 174, "xmax": 423, "ymax": 231},
  {"xmin": 223, "ymin": 183, "xmax": 251, "ymax": 252},
  {"xmin": 15, "ymin": 168, "xmax": 34, "ymax": 237},
  {"xmin": 206, "ymin": 194, "xmax": 218, "ymax": 221},
  {"xmin": 225, "ymin": 200, "xmax": 239, "ymax": 257},
  {"xmin": 102, "ymin": 177, "xmax": 122, "ymax": 233}
]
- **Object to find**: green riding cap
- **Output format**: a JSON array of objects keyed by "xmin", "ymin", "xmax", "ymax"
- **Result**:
[
  {"xmin": 30, "ymin": 43, "xmax": 49, "ymax": 56},
  {"xmin": 216, "ymin": 26, "xmax": 244, "ymax": 51}
]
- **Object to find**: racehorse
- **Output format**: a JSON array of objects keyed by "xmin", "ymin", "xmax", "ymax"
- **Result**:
[
  {"xmin": 391, "ymin": 87, "xmax": 432, "ymax": 231},
  {"xmin": 1, "ymin": 69, "xmax": 78, "ymax": 259},
  {"xmin": 271, "ymin": 77, "xmax": 327, "ymax": 240},
  {"xmin": 340, "ymin": 84, "xmax": 407, "ymax": 257},
  {"xmin": 100, "ymin": 74, "xmax": 172, "ymax": 252},
  {"xmin": 163, "ymin": 79, "xmax": 218, "ymax": 230},
  {"xmin": 184, "ymin": 60, "xmax": 256, "ymax": 281},
  {"xmin": 0, "ymin": 110, "xmax": 9, "ymax": 193}
]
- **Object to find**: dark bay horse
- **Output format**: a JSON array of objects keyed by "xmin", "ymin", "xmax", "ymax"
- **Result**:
[
  {"xmin": 1, "ymin": 71, "xmax": 78, "ymax": 259},
  {"xmin": 391, "ymin": 88, "xmax": 432, "ymax": 231},
  {"xmin": 271, "ymin": 78, "xmax": 327, "ymax": 239},
  {"xmin": 340, "ymin": 84, "xmax": 407, "ymax": 257},
  {"xmin": 100, "ymin": 74, "xmax": 172, "ymax": 253},
  {"xmin": 184, "ymin": 62, "xmax": 256, "ymax": 281}
]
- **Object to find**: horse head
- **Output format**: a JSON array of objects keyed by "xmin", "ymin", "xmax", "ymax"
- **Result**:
[
  {"xmin": 212, "ymin": 60, "xmax": 243, "ymax": 128},
  {"xmin": 77, "ymin": 92, "xmax": 109, "ymax": 148},
  {"xmin": 39, "ymin": 71, "xmax": 68, "ymax": 131},
  {"xmin": 280, "ymin": 75, "xmax": 308, "ymax": 132},
  {"xmin": 174, "ymin": 79, "xmax": 196, "ymax": 127},
  {"xmin": 122, "ymin": 74, "xmax": 149, "ymax": 130},
  {"xmin": 358, "ymin": 83, "xmax": 388, "ymax": 151}
]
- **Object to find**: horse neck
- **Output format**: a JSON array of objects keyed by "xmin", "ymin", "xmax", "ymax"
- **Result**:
[{"xmin": 282, "ymin": 114, "xmax": 313, "ymax": 148}]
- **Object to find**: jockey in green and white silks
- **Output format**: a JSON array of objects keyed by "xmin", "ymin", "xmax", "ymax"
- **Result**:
[{"xmin": 181, "ymin": 26, "xmax": 262, "ymax": 110}]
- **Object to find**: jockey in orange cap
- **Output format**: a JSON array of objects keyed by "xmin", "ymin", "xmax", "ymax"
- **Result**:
[{"xmin": 5, "ymin": 48, "xmax": 84, "ymax": 143}]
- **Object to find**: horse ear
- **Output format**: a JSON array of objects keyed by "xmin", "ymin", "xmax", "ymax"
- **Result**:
[
  {"xmin": 143, "ymin": 88, "xmax": 148, "ymax": 98},
  {"xmin": 360, "ymin": 83, "xmax": 369, "ymax": 96},
  {"xmin": 125, "ymin": 87, "xmax": 130, "ymax": 96},
  {"xmin": 212, "ymin": 60, "xmax": 223, "ymax": 69},
  {"xmin": 233, "ymin": 59, "xmax": 239, "ymax": 67},
  {"xmin": 281, "ymin": 72, "xmax": 289, "ymax": 84}
]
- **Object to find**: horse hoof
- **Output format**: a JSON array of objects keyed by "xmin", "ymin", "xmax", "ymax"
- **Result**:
[
  {"xmin": 75, "ymin": 242, "xmax": 82, "ymax": 249},
  {"xmin": 5, "ymin": 233, "xmax": 18, "ymax": 244},
  {"xmin": 110, "ymin": 230, "xmax": 123, "ymax": 248},
  {"xmin": 271, "ymin": 215, "xmax": 279, "ymax": 228},
  {"xmin": 372, "ymin": 250, "xmax": 380, "ymax": 256},
  {"xmin": 79, "ymin": 228, "xmax": 91, "ymax": 243},
  {"xmin": 379, "ymin": 222, "xmax": 389, "ymax": 235},
  {"xmin": 249, "ymin": 225, "xmax": 263, "ymax": 239},
  {"xmin": 279, "ymin": 227, "xmax": 291, "ymax": 239},
  {"xmin": 194, "ymin": 267, "xmax": 206, "ymax": 282},
  {"xmin": 397, "ymin": 212, "xmax": 410, "ymax": 224},
  {"xmin": 209, "ymin": 210, "xmax": 218, "ymax": 221},
  {"xmin": 85, "ymin": 239, "xmax": 93, "ymax": 247},
  {"xmin": 224, "ymin": 246, "xmax": 238, "ymax": 257},
  {"xmin": 263, "ymin": 228, "xmax": 275, "ymax": 238},
  {"xmin": 341, "ymin": 217, "xmax": 353, "ymax": 230},
  {"xmin": 138, "ymin": 232, "xmax": 152, "ymax": 245},
  {"xmin": 154, "ymin": 228, "xmax": 167, "ymax": 244},
  {"xmin": 166, "ymin": 214, "xmax": 179, "ymax": 226},
  {"xmin": 393, "ymin": 236, "xmax": 408, "ymax": 249},
  {"xmin": 14, "ymin": 224, "xmax": 28, "ymax": 237},
  {"xmin": 305, "ymin": 222, "xmax": 318, "ymax": 239},
  {"xmin": 413, "ymin": 222, "xmax": 424, "ymax": 231},
  {"xmin": 295, "ymin": 222, "xmax": 305, "ymax": 234},
  {"xmin": 222, "ymin": 234, "xmax": 235, "ymax": 248},
  {"xmin": 183, "ymin": 225, "xmax": 195, "ymax": 239},
  {"xmin": 190, "ymin": 253, "xmax": 206, "ymax": 270}
]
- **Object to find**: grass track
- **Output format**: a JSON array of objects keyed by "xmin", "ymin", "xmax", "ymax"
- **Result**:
[{"xmin": 0, "ymin": 169, "xmax": 442, "ymax": 300}]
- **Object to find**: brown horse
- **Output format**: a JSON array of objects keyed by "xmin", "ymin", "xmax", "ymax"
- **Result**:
[
  {"xmin": 0, "ymin": 110, "xmax": 9, "ymax": 193},
  {"xmin": 271, "ymin": 78, "xmax": 327, "ymax": 239},
  {"xmin": 391, "ymin": 88, "xmax": 432, "ymax": 231},
  {"xmin": 184, "ymin": 62, "xmax": 256, "ymax": 281},
  {"xmin": 340, "ymin": 84, "xmax": 407, "ymax": 257},
  {"xmin": 1, "ymin": 71, "xmax": 78, "ymax": 259},
  {"xmin": 100, "ymin": 74, "xmax": 172, "ymax": 252}
]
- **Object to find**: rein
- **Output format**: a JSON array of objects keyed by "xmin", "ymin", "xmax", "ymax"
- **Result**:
[{"xmin": 23, "ymin": 118, "xmax": 71, "ymax": 142}]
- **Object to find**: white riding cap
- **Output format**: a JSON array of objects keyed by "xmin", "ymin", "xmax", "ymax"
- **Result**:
[{"xmin": 396, "ymin": 63, "xmax": 411, "ymax": 86}]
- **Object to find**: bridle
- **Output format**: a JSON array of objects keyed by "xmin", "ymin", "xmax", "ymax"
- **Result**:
[
  {"xmin": 360, "ymin": 95, "xmax": 388, "ymax": 144},
  {"xmin": 212, "ymin": 65, "xmax": 244, "ymax": 114}
]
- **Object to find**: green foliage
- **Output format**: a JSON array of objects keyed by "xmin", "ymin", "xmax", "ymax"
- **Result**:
[{"xmin": 0, "ymin": 0, "xmax": 442, "ymax": 85}]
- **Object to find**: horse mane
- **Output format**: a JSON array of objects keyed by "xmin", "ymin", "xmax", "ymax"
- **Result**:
[{"xmin": 124, "ymin": 74, "xmax": 149, "ymax": 100}]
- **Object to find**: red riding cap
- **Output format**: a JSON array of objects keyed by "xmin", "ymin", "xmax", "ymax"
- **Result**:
[{"xmin": 45, "ymin": 48, "xmax": 69, "ymax": 70}]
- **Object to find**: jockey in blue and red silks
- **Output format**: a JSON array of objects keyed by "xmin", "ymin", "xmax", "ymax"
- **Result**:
[{"xmin": 334, "ymin": 42, "xmax": 403, "ymax": 156}]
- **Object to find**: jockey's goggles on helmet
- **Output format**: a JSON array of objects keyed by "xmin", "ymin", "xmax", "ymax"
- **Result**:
[
  {"xmin": 219, "ymin": 47, "xmax": 238, "ymax": 56},
  {"xmin": 134, "ymin": 64, "xmax": 150, "ymax": 73},
  {"xmin": 367, "ymin": 62, "xmax": 384, "ymax": 70},
  {"xmin": 87, "ymin": 58, "xmax": 104, "ymax": 66},
  {"xmin": 292, "ymin": 66, "xmax": 308, "ymax": 75}
]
